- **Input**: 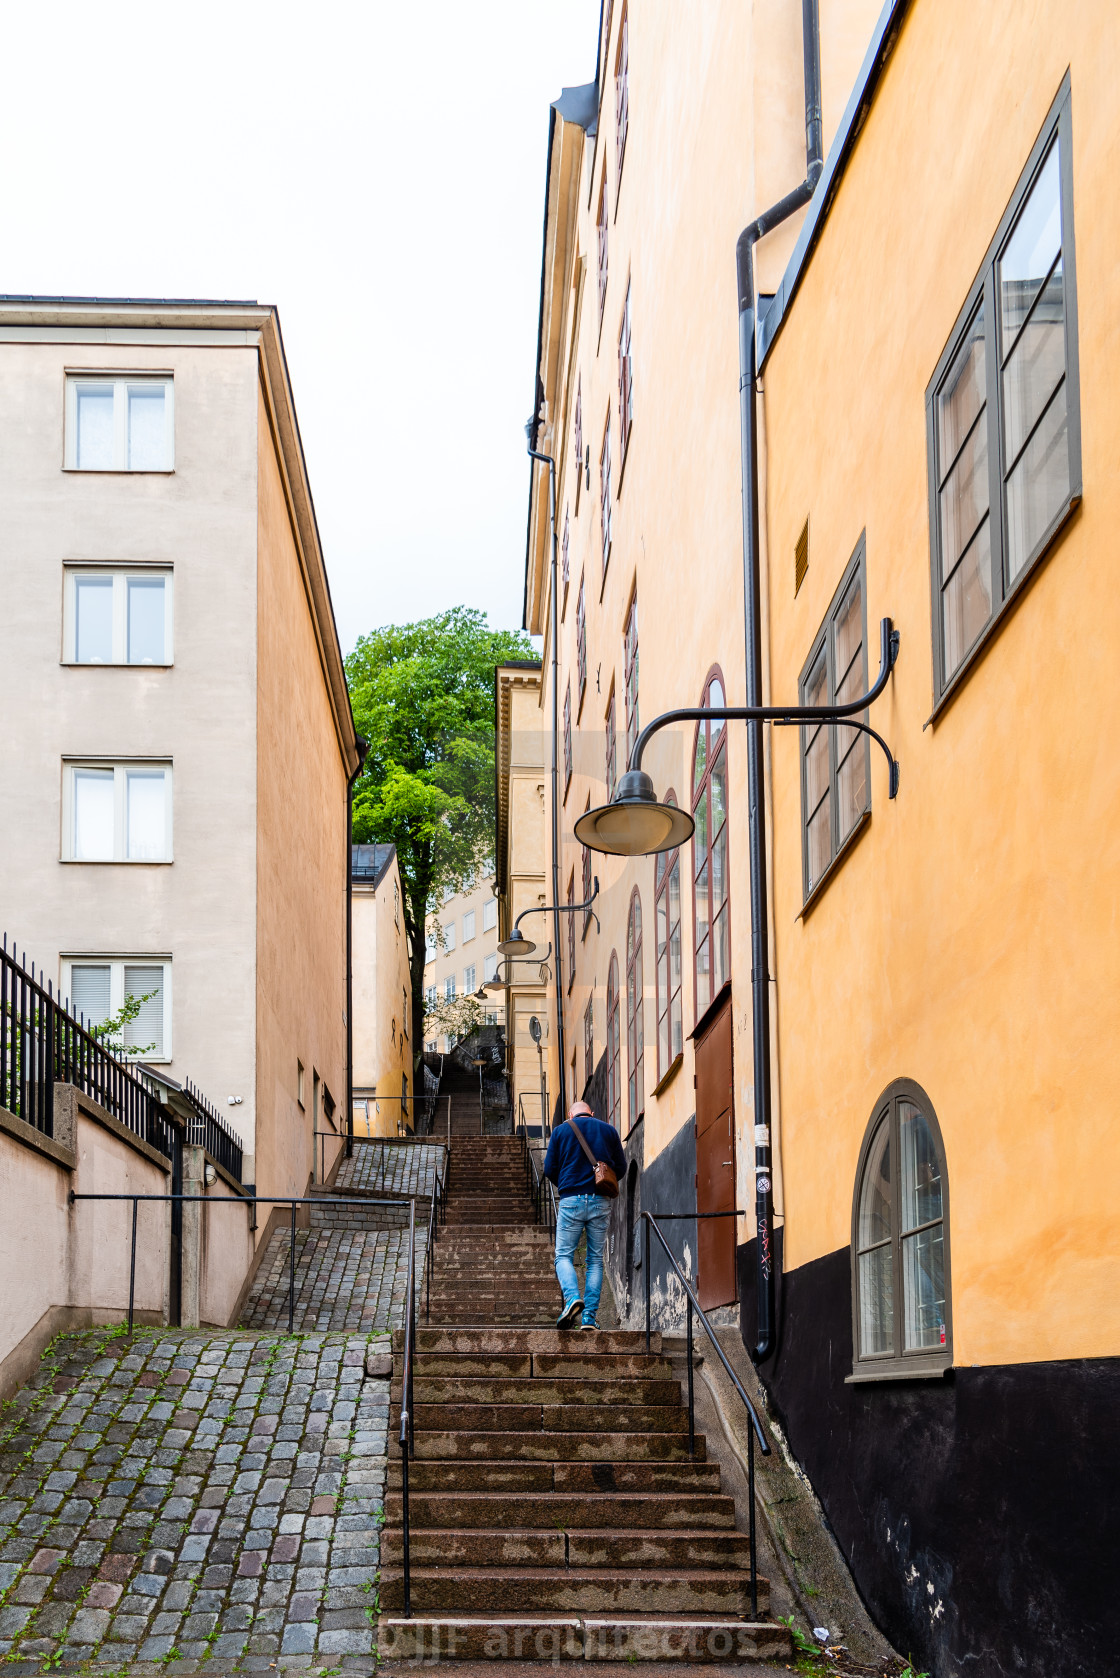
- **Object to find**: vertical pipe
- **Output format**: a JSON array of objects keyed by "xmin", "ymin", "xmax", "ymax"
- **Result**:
[
  {"xmin": 644, "ymin": 1218, "xmax": 651, "ymax": 1352},
  {"xmin": 686, "ymin": 1295, "xmax": 695, "ymax": 1458},
  {"xmin": 128, "ymin": 1198, "xmax": 139, "ymax": 1335},
  {"xmin": 346, "ymin": 740, "xmax": 368, "ymax": 1162},
  {"xmin": 528, "ymin": 448, "xmax": 566, "ymax": 1125},
  {"xmin": 407, "ymin": 1199, "xmax": 416, "ymax": 1460},
  {"xmin": 288, "ymin": 1201, "xmax": 296, "ymax": 1334}
]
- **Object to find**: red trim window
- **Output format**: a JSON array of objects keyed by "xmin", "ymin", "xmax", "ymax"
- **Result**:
[
  {"xmin": 692, "ymin": 673, "xmax": 730, "ymax": 1020},
  {"xmin": 600, "ymin": 417, "xmax": 613, "ymax": 581},
  {"xmin": 618, "ymin": 280, "xmax": 633, "ymax": 456},
  {"xmin": 626, "ymin": 889, "xmax": 644, "ymax": 1130},
  {"xmin": 623, "ymin": 591, "xmax": 639, "ymax": 768},
  {"xmin": 563, "ymin": 680, "xmax": 573, "ymax": 797},
  {"xmin": 567, "ymin": 870, "xmax": 576, "ymax": 994},
  {"xmin": 615, "ymin": 5, "xmax": 629, "ymax": 178},
  {"xmin": 584, "ymin": 994, "xmax": 595, "ymax": 1094},
  {"xmin": 606, "ymin": 952, "xmax": 621, "ymax": 1129},
  {"xmin": 576, "ymin": 573, "xmax": 587, "ymax": 706},
  {"xmin": 561, "ymin": 506, "xmax": 570, "ymax": 615},
  {"xmin": 655, "ymin": 791, "xmax": 683, "ymax": 1077},
  {"xmin": 574, "ymin": 376, "xmax": 583, "ymax": 509},
  {"xmin": 597, "ymin": 173, "xmax": 609, "ymax": 317},
  {"xmin": 582, "ymin": 797, "xmax": 593, "ymax": 934},
  {"xmin": 605, "ymin": 684, "xmax": 617, "ymax": 801}
]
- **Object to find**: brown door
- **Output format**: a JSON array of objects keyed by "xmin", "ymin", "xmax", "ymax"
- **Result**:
[{"xmin": 694, "ymin": 995, "xmax": 736, "ymax": 1309}]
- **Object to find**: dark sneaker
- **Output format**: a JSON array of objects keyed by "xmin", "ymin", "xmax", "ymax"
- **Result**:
[
  {"xmin": 580, "ymin": 1322, "xmax": 597, "ymax": 1331},
  {"xmin": 557, "ymin": 1298, "xmax": 583, "ymax": 1329}
]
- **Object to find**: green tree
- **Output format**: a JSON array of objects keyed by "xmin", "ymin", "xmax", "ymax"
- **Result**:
[{"xmin": 346, "ymin": 607, "xmax": 535, "ymax": 1058}]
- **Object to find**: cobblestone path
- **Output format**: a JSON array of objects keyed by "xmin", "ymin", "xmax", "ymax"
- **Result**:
[
  {"xmin": 240, "ymin": 1228, "xmax": 426, "ymax": 1333},
  {"xmin": 0, "ymin": 1328, "xmax": 390, "ymax": 1672},
  {"xmin": 333, "ymin": 1140, "xmax": 444, "ymax": 1200}
]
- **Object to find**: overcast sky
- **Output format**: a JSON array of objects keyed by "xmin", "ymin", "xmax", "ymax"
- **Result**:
[{"xmin": 1, "ymin": 0, "xmax": 601, "ymax": 653}]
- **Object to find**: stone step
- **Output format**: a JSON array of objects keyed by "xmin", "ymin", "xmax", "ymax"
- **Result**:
[
  {"xmin": 408, "ymin": 1430, "xmax": 705, "ymax": 1462},
  {"xmin": 387, "ymin": 1458, "xmax": 723, "ymax": 1493},
  {"xmin": 377, "ymin": 1566, "xmax": 764, "ymax": 1615},
  {"xmin": 383, "ymin": 1489, "xmax": 736, "ymax": 1530},
  {"xmin": 406, "ymin": 1376, "xmax": 682, "ymax": 1404},
  {"xmin": 401, "ymin": 1327, "xmax": 660, "ymax": 1354},
  {"xmin": 379, "ymin": 1526, "xmax": 756, "ymax": 1571},
  {"xmin": 377, "ymin": 1615, "xmax": 790, "ymax": 1663},
  {"xmin": 391, "ymin": 1403, "xmax": 689, "ymax": 1435}
]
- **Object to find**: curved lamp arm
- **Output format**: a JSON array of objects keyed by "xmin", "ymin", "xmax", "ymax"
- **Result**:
[{"xmin": 514, "ymin": 878, "xmax": 601, "ymax": 937}]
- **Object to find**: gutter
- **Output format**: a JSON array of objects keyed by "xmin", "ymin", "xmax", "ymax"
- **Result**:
[{"xmin": 346, "ymin": 738, "xmax": 369, "ymax": 1159}]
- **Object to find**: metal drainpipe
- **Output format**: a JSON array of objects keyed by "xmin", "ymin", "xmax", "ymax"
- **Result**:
[
  {"xmin": 345, "ymin": 737, "xmax": 369, "ymax": 1160},
  {"xmin": 528, "ymin": 445, "xmax": 566, "ymax": 1125},
  {"xmin": 737, "ymin": 0, "xmax": 824, "ymax": 1363}
]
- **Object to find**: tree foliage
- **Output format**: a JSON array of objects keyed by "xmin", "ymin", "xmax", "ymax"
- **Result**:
[{"xmin": 346, "ymin": 607, "xmax": 535, "ymax": 1059}]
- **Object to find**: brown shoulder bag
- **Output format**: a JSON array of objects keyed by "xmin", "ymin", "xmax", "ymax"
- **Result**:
[{"xmin": 566, "ymin": 1117, "xmax": 620, "ymax": 1199}]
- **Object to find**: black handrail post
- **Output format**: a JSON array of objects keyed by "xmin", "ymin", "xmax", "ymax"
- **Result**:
[
  {"xmin": 686, "ymin": 1294, "xmax": 695, "ymax": 1459},
  {"xmin": 644, "ymin": 1218, "xmax": 651, "ymax": 1352},
  {"xmin": 288, "ymin": 1201, "xmax": 296, "ymax": 1335},
  {"xmin": 128, "ymin": 1198, "xmax": 139, "ymax": 1335},
  {"xmin": 748, "ymin": 1424, "xmax": 758, "ymax": 1619}
]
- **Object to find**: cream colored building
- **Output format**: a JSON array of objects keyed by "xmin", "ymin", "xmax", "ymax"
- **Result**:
[
  {"xmin": 494, "ymin": 662, "xmax": 549, "ymax": 1132},
  {"xmin": 422, "ymin": 870, "xmax": 500, "ymax": 1052},
  {"xmin": 351, "ymin": 843, "xmax": 412, "ymax": 1137},
  {"xmin": 0, "ymin": 297, "xmax": 360, "ymax": 1220}
]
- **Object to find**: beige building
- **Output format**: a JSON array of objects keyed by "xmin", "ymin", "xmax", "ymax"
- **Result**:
[
  {"xmin": 350, "ymin": 843, "xmax": 412, "ymax": 1137},
  {"xmin": 422, "ymin": 870, "xmax": 500, "ymax": 1052},
  {"xmin": 0, "ymin": 297, "xmax": 360, "ymax": 1220},
  {"xmin": 494, "ymin": 661, "xmax": 549, "ymax": 1132}
]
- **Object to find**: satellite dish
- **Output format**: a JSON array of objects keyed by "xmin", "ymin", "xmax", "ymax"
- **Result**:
[{"xmin": 529, "ymin": 1015, "xmax": 542, "ymax": 1045}]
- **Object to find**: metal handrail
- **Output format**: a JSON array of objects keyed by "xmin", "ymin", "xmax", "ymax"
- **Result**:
[
  {"xmin": 351, "ymin": 1092, "xmax": 451, "ymax": 1144},
  {"xmin": 399, "ymin": 1197, "xmax": 417, "ymax": 1617},
  {"xmin": 519, "ymin": 1128, "xmax": 558, "ymax": 1234},
  {"xmin": 314, "ymin": 1127, "xmax": 449, "ymax": 1193},
  {"xmin": 641, "ymin": 1209, "xmax": 770, "ymax": 1618}
]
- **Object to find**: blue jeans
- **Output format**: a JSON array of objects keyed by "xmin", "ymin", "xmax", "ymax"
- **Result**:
[{"xmin": 555, "ymin": 1194, "xmax": 611, "ymax": 1326}]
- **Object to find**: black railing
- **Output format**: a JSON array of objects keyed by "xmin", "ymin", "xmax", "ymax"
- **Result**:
[
  {"xmin": 642, "ymin": 1210, "xmax": 770, "ymax": 1619},
  {"xmin": 518, "ymin": 1125, "xmax": 558, "ymax": 1234},
  {"xmin": 183, "ymin": 1077, "xmax": 244, "ymax": 1184},
  {"xmin": 352, "ymin": 1094, "xmax": 452, "ymax": 1145},
  {"xmin": 1, "ymin": 937, "xmax": 176, "ymax": 1159},
  {"xmin": 399, "ymin": 1197, "xmax": 417, "ymax": 1617}
]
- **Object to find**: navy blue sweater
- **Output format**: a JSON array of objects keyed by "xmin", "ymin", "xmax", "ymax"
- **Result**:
[{"xmin": 542, "ymin": 1117, "xmax": 628, "ymax": 1199}]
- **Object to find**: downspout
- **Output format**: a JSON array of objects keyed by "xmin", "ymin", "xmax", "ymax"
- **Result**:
[
  {"xmin": 738, "ymin": 0, "xmax": 824, "ymax": 1363},
  {"xmin": 345, "ymin": 737, "xmax": 369, "ymax": 1160},
  {"xmin": 527, "ymin": 445, "xmax": 567, "ymax": 1123}
]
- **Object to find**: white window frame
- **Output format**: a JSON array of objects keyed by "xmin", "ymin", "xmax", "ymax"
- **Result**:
[
  {"xmin": 65, "ymin": 375, "xmax": 175, "ymax": 472},
  {"xmin": 464, "ymin": 964, "xmax": 476, "ymax": 993},
  {"xmin": 462, "ymin": 910, "xmax": 476, "ymax": 943},
  {"xmin": 443, "ymin": 922, "xmax": 456, "ymax": 953},
  {"xmin": 425, "ymin": 929, "xmax": 437, "ymax": 965},
  {"xmin": 62, "ymin": 759, "xmax": 173, "ymax": 863},
  {"xmin": 482, "ymin": 899, "xmax": 498, "ymax": 932},
  {"xmin": 484, "ymin": 952, "xmax": 498, "ymax": 982},
  {"xmin": 61, "ymin": 956, "xmax": 173, "ymax": 1062},
  {"xmin": 63, "ymin": 565, "xmax": 174, "ymax": 667}
]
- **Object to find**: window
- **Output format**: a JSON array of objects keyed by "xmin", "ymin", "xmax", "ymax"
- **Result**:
[
  {"xmin": 297, "ymin": 1061, "xmax": 306, "ymax": 1109},
  {"xmin": 655, "ymin": 795, "xmax": 684, "ymax": 1078},
  {"xmin": 692, "ymin": 674, "xmax": 729, "ymax": 1019},
  {"xmin": 574, "ymin": 378, "xmax": 583, "ymax": 512},
  {"xmin": 483, "ymin": 898, "xmax": 497, "ymax": 932},
  {"xmin": 426, "ymin": 985, "xmax": 437, "ymax": 1009},
  {"xmin": 624, "ymin": 593, "xmax": 639, "ymax": 768},
  {"xmin": 605, "ymin": 685, "xmax": 617, "ymax": 801},
  {"xmin": 851, "ymin": 1080, "xmax": 951, "ymax": 1379},
  {"xmin": 443, "ymin": 922, "xmax": 456, "ymax": 953},
  {"xmin": 402, "ymin": 988, "xmax": 409, "ymax": 1039},
  {"xmin": 618, "ymin": 281, "xmax": 633, "ymax": 457},
  {"xmin": 599, "ymin": 418, "xmax": 613, "ymax": 580},
  {"xmin": 605, "ymin": 954, "xmax": 621, "ymax": 1129},
  {"xmin": 795, "ymin": 521, "xmax": 809, "ymax": 596},
  {"xmin": 626, "ymin": 890, "xmax": 644, "ymax": 1130},
  {"xmin": 927, "ymin": 80, "xmax": 1080, "ymax": 703},
  {"xmin": 65, "ymin": 958, "xmax": 171, "ymax": 1059},
  {"xmin": 63, "ymin": 761, "xmax": 172, "ymax": 862},
  {"xmin": 65, "ymin": 376, "xmax": 174, "ymax": 472},
  {"xmin": 463, "ymin": 910, "xmax": 476, "ymax": 943},
  {"xmin": 561, "ymin": 508, "xmax": 570, "ymax": 615},
  {"xmin": 582, "ymin": 801, "xmax": 593, "ymax": 936},
  {"xmin": 615, "ymin": 5, "xmax": 629, "ymax": 178},
  {"xmin": 425, "ymin": 929, "xmax": 437, "ymax": 965},
  {"xmin": 393, "ymin": 881, "xmax": 400, "ymax": 928},
  {"xmin": 64, "ymin": 567, "xmax": 172, "ymax": 666},
  {"xmin": 576, "ymin": 576, "xmax": 587, "ymax": 706},
  {"xmin": 484, "ymin": 952, "xmax": 497, "ymax": 982},
  {"xmin": 567, "ymin": 872, "xmax": 576, "ymax": 994},
  {"xmin": 799, "ymin": 541, "xmax": 869, "ymax": 899},
  {"xmin": 596, "ymin": 174, "xmax": 609, "ymax": 318},
  {"xmin": 464, "ymin": 964, "xmax": 476, "ymax": 993},
  {"xmin": 426, "ymin": 1040, "xmax": 437, "ymax": 1054},
  {"xmin": 563, "ymin": 682, "xmax": 573, "ymax": 796},
  {"xmin": 583, "ymin": 995, "xmax": 595, "ymax": 1093},
  {"xmin": 444, "ymin": 976, "xmax": 456, "ymax": 1000}
]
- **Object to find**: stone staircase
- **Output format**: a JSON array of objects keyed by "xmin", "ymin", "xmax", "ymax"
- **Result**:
[{"xmin": 376, "ymin": 1135, "xmax": 791, "ymax": 1663}]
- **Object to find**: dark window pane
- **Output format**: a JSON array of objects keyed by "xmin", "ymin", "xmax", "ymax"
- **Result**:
[
  {"xmin": 836, "ymin": 733, "xmax": 867, "ymax": 844},
  {"xmin": 859, "ymin": 1120, "xmax": 892, "ymax": 1246},
  {"xmin": 1006, "ymin": 379, "xmax": 1069, "ymax": 581},
  {"xmin": 942, "ymin": 516, "xmax": 993, "ymax": 680},
  {"xmin": 903, "ymin": 1224, "xmax": 946, "ymax": 1351},
  {"xmin": 1002, "ymin": 258, "xmax": 1065, "ymax": 465},
  {"xmin": 938, "ymin": 304, "xmax": 986, "ymax": 466},
  {"xmin": 859, "ymin": 1245, "xmax": 894, "ymax": 1356},
  {"xmin": 807, "ymin": 793, "xmax": 831, "ymax": 890},
  {"xmin": 899, "ymin": 1102, "xmax": 943, "ymax": 1231},
  {"xmin": 1000, "ymin": 142, "xmax": 1062, "ymax": 354},
  {"xmin": 939, "ymin": 411, "xmax": 989, "ymax": 578}
]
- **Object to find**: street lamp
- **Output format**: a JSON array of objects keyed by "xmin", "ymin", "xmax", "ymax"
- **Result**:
[{"xmin": 498, "ymin": 878, "xmax": 601, "ymax": 954}]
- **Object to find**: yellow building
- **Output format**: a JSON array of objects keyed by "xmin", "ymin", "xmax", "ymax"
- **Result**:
[
  {"xmin": 421, "ymin": 870, "xmax": 501, "ymax": 1053},
  {"xmin": 350, "ymin": 844, "xmax": 412, "ymax": 1139},
  {"xmin": 521, "ymin": 1, "xmax": 1116, "ymax": 1672}
]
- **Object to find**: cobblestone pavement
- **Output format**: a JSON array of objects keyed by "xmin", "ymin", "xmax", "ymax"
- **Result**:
[
  {"xmin": 0, "ymin": 1328, "xmax": 390, "ymax": 1672},
  {"xmin": 334, "ymin": 1140, "xmax": 445, "ymax": 1199},
  {"xmin": 241, "ymin": 1228, "xmax": 427, "ymax": 1332}
]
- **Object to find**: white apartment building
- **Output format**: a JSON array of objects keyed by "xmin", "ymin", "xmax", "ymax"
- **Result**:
[
  {"xmin": 423, "ymin": 870, "xmax": 500, "ymax": 1050},
  {"xmin": 0, "ymin": 297, "xmax": 360, "ymax": 1202}
]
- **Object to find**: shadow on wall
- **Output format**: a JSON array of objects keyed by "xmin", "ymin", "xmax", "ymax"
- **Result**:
[{"xmin": 608, "ymin": 1112, "xmax": 697, "ymax": 1333}]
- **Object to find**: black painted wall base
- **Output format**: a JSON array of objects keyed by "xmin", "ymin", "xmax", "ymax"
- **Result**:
[{"xmin": 737, "ymin": 1236, "xmax": 1119, "ymax": 1678}]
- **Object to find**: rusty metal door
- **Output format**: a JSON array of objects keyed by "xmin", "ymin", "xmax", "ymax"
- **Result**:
[{"xmin": 694, "ymin": 996, "xmax": 736, "ymax": 1309}]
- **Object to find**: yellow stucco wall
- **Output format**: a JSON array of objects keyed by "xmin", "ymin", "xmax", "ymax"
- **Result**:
[
  {"xmin": 761, "ymin": 0, "xmax": 1120, "ymax": 1365},
  {"xmin": 255, "ymin": 384, "xmax": 349, "ymax": 1197},
  {"xmin": 352, "ymin": 850, "xmax": 412, "ymax": 1138}
]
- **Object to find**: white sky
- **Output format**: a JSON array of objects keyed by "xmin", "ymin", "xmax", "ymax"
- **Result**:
[{"xmin": 1, "ymin": 0, "xmax": 601, "ymax": 653}]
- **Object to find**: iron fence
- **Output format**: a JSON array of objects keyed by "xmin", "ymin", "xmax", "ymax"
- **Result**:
[{"xmin": 182, "ymin": 1077, "xmax": 244, "ymax": 1185}]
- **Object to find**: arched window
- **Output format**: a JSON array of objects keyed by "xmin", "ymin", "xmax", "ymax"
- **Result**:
[
  {"xmin": 655, "ymin": 791, "xmax": 683, "ymax": 1079},
  {"xmin": 626, "ymin": 891, "xmax": 644, "ymax": 1130},
  {"xmin": 605, "ymin": 953, "xmax": 621, "ymax": 1129},
  {"xmin": 692, "ymin": 671, "xmax": 729, "ymax": 1020},
  {"xmin": 852, "ymin": 1080, "xmax": 952, "ymax": 1378}
]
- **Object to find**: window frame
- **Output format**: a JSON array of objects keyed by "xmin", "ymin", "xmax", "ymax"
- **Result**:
[
  {"xmin": 64, "ymin": 375, "xmax": 175, "ymax": 473},
  {"xmin": 482, "ymin": 898, "xmax": 497, "ymax": 933},
  {"xmin": 463, "ymin": 910, "xmax": 476, "ymax": 943},
  {"xmin": 583, "ymin": 994, "xmax": 595, "ymax": 1095},
  {"xmin": 574, "ymin": 378, "xmax": 583, "ymax": 514},
  {"xmin": 561, "ymin": 506, "xmax": 571, "ymax": 617},
  {"xmin": 623, "ymin": 590, "xmax": 639, "ymax": 769},
  {"xmin": 614, "ymin": 3, "xmax": 629, "ymax": 187},
  {"xmin": 625, "ymin": 888, "xmax": 644, "ymax": 1132},
  {"xmin": 596, "ymin": 173, "xmax": 609, "ymax": 320},
  {"xmin": 798, "ymin": 538, "xmax": 871, "ymax": 905},
  {"xmin": 849, "ymin": 1077, "xmax": 953, "ymax": 1382},
  {"xmin": 654, "ymin": 791, "xmax": 684, "ymax": 1085},
  {"xmin": 605, "ymin": 682, "xmax": 618, "ymax": 802},
  {"xmin": 599, "ymin": 414, "xmax": 613, "ymax": 584},
  {"xmin": 575, "ymin": 574, "xmax": 587, "ymax": 716},
  {"xmin": 618, "ymin": 280, "xmax": 633, "ymax": 463},
  {"xmin": 605, "ymin": 952, "xmax": 621, "ymax": 1129},
  {"xmin": 61, "ymin": 955, "xmax": 173, "ymax": 1062},
  {"xmin": 63, "ymin": 564, "xmax": 174, "ymax": 667},
  {"xmin": 691, "ymin": 670, "xmax": 731, "ymax": 1024},
  {"xmin": 926, "ymin": 76, "xmax": 1081, "ymax": 713},
  {"xmin": 567, "ymin": 871, "xmax": 576, "ymax": 995},
  {"xmin": 581, "ymin": 800, "xmax": 594, "ymax": 938},
  {"xmin": 62, "ymin": 758, "xmax": 173, "ymax": 864},
  {"xmin": 464, "ymin": 964, "xmax": 476, "ymax": 993},
  {"xmin": 563, "ymin": 680, "xmax": 573, "ymax": 798}
]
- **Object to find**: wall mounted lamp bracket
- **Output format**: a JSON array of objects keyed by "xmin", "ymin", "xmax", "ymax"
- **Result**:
[{"xmin": 499, "ymin": 879, "xmax": 601, "ymax": 954}]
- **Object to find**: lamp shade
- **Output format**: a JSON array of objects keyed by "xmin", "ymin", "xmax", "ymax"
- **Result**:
[
  {"xmin": 483, "ymin": 974, "xmax": 509, "ymax": 992},
  {"xmin": 498, "ymin": 926, "xmax": 537, "ymax": 957},
  {"xmin": 573, "ymin": 770, "xmax": 695, "ymax": 856}
]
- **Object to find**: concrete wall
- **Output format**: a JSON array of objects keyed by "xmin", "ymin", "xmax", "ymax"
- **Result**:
[
  {"xmin": 423, "ymin": 871, "xmax": 500, "ymax": 1048},
  {"xmin": 352, "ymin": 850, "xmax": 412, "ymax": 1136},
  {"xmin": 496, "ymin": 668, "xmax": 549, "ymax": 1130}
]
